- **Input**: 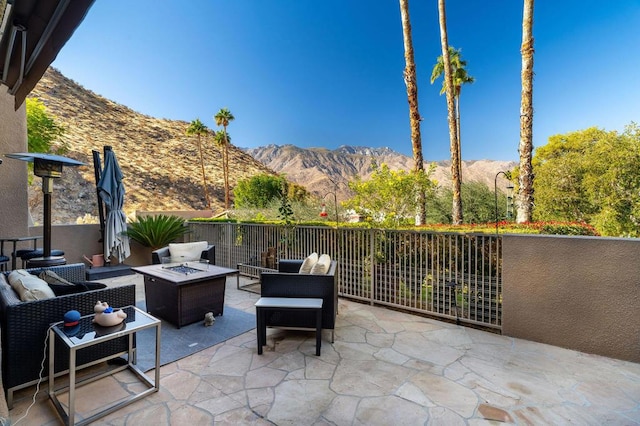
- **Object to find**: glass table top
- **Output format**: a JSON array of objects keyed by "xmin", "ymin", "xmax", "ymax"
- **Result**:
[{"xmin": 52, "ymin": 306, "xmax": 158, "ymax": 349}]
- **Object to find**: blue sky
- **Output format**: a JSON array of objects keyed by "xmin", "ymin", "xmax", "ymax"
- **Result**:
[{"xmin": 52, "ymin": 0, "xmax": 640, "ymax": 161}]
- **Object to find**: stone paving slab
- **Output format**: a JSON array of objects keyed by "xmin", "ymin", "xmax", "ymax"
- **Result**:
[{"xmin": 7, "ymin": 273, "xmax": 640, "ymax": 425}]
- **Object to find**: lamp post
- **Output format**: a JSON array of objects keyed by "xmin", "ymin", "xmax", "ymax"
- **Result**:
[
  {"xmin": 6, "ymin": 153, "xmax": 84, "ymax": 266},
  {"xmin": 319, "ymin": 191, "xmax": 339, "ymax": 225},
  {"xmin": 494, "ymin": 171, "xmax": 512, "ymax": 235},
  {"xmin": 319, "ymin": 175, "xmax": 340, "ymax": 227}
]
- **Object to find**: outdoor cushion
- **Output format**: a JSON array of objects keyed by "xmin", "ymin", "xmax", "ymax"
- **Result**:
[
  {"xmin": 310, "ymin": 254, "xmax": 331, "ymax": 274},
  {"xmin": 19, "ymin": 249, "xmax": 65, "ymax": 260},
  {"xmin": 299, "ymin": 252, "xmax": 318, "ymax": 274},
  {"xmin": 39, "ymin": 269, "xmax": 74, "ymax": 286},
  {"xmin": 168, "ymin": 241, "xmax": 209, "ymax": 263},
  {"xmin": 8, "ymin": 269, "xmax": 55, "ymax": 301},
  {"xmin": 47, "ymin": 281, "xmax": 107, "ymax": 296}
]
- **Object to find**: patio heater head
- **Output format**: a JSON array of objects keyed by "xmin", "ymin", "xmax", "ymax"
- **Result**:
[
  {"xmin": 6, "ymin": 152, "xmax": 84, "ymax": 192},
  {"xmin": 5, "ymin": 153, "xmax": 84, "ymax": 265}
]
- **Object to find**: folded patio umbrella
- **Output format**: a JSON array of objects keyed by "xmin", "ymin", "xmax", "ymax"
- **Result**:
[{"xmin": 97, "ymin": 147, "xmax": 130, "ymax": 263}]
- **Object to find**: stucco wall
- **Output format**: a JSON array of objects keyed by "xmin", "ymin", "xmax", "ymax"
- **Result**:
[
  {"xmin": 0, "ymin": 89, "xmax": 29, "ymax": 239},
  {"xmin": 29, "ymin": 224, "xmax": 103, "ymax": 266},
  {"xmin": 502, "ymin": 234, "xmax": 640, "ymax": 363},
  {"xmin": 28, "ymin": 224, "xmax": 155, "ymax": 267}
]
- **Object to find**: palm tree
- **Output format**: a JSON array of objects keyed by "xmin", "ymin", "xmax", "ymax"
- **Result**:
[
  {"xmin": 436, "ymin": 0, "xmax": 463, "ymax": 224},
  {"xmin": 399, "ymin": 0, "xmax": 426, "ymax": 225},
  {"xmin": 214, "ymin": 108, "xmax": 235, "ymax": 210},
  {"xmin": 214, "ymin": 129, "xmax": 232, "ymax": 209},
  {"xmin": 430, "ymin": 46, "xmax": 474, "ymax": 172},
  {"xmin": 186, "ymin": 118, "xmax": 212, "ymax": 209},
  {"xmin": 517, "ymin": 0, "xmax": 535, "ymax": 223}
]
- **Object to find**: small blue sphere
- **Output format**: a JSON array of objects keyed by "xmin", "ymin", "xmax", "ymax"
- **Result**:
[{"xmin": 64, "ymin": 310, "xmax": 81, "ymax": 327}]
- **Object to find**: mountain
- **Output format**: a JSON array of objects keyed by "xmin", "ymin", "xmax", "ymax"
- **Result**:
[
  {"xmin": 28, "ymin": 68, "xmax": 516, "ymax": 225},
  {"xmin": 245, "ymin": 144, "xmax": 517, "ymax": 201},
  {"xmin": 28, "ymin": 68, "xmax": 274, "ymax": 224}
]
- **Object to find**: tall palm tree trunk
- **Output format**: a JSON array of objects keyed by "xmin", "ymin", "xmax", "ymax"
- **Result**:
[
  {"xmin": 455, "ymin": 95, "xmax": 462, "ymax": 187},
  {"xmin": 517, "ymin": 0, "xmax": 535, "ymax": 223},
  {"xmin": 223, "ymin": 127, "xmax": 230, "ymax": 210},
  {"xmin": 437, "ymin": 0, "xmax": 463, "ymax": 224},
  {"xmin": 197, "ymin": 135, "xmax": 211, "ymax": 209},
  {"xmin": 399, "ymin": 0, "xmax": 426, "ymax": 225}
]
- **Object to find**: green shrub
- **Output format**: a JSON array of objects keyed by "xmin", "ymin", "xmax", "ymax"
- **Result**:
[
  {"xmin": 124, "ymin": 215, "xmax": 190, "ymax": 249},
  {"xmin": 537, "ymin": 222, "xmax": 600, "ymax": 236}
]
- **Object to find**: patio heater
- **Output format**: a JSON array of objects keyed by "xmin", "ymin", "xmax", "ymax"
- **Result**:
[{"xmin": 6, "ymin": 153, "xmax": 85, "ymax": 267}]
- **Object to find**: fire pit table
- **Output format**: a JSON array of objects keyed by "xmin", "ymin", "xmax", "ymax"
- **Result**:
[{"xmin": 132, "ymin": 263, "xmax": 238, "ymax": 328}]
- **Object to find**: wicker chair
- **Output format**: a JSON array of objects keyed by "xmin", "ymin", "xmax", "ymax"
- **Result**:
[
  {"xmin": 151, "ymin": 244, "xmax": 215, "ymax": 265},
  {"xmin": 0, "ymin": 263, "xmax": 136, "ymax": 408},
  {"xmin": 260, "ymin": 259, "xmax": 338, "ymax": 341}
]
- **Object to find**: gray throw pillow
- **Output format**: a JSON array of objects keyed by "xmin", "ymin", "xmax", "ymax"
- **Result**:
[{"xmin": 39, "ymin": 269, "xmax": 74, "ymax": 286}]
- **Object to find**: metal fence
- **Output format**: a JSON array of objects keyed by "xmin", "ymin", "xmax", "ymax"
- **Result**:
[{"xmin": 189, "ymin": 222, "xmax": 503, "ymax": 329}]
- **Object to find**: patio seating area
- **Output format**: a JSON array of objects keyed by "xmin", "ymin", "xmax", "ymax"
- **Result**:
[{"xmin": 6, "ymin": 273, "xmax": 640, "ymax": 425}]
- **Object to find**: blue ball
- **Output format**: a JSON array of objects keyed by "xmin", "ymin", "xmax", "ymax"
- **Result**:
[{"xmin": 64, "ymin": 310, "xmax": 81, "ymax": 327}]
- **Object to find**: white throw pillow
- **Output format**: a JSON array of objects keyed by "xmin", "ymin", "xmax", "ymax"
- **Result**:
[
  {"xmin": 299, "ymin": 252, "xmax": 319, "ymax": 274},
  {"xmin": 310, "ymin": 254, "xmax": 331, "ymax": 274},
  {"xmin": 169, "ymin": 241, "xmax": 208, "ymax": 263},
  {"xmin": 8, "ymin": 269, "xmax": 56, "ymax": 301}
]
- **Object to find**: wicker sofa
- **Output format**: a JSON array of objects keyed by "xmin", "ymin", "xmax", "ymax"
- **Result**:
[
  {"xmin": 260, "ymin": 259, "xmax": 338, "ymax": 341},
  {"xmin": 0, "ymin": 263, "xmax": 136, "ymax": 408}
]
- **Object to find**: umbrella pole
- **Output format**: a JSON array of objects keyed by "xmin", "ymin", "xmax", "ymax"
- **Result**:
[{"xmin": 92, "ymin": 149, "xmax": 105, "ymax": 243}]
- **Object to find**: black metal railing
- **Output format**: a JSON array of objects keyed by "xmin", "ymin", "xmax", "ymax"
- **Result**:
[{"xmin": 189, "ymin": 222, "xmax": 503, "ymax": 329}]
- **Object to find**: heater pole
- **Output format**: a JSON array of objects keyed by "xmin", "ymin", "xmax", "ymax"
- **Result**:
[{"xmin": 42, "ymin": 177, "xmax": 53, "ymax": 258}]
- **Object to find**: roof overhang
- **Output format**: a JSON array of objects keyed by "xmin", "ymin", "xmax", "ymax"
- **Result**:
[{"xmin": 0, "ymin": 0, "xmax": 95, "ymax": 110}]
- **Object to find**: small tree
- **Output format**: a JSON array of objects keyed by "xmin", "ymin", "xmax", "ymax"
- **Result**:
[
  {"xmin": 344, "ymin": 162, "xmax": 436, "ymax": 228},
  {"xmin": 234, "ymin": 174, "xmax": 286, "ymax": 208},
  {"xmin": 25, "ymin": 98, "xmax": 67, "ymax": 184},
  {"xmin": 277, "ymin": 180, "xmax": 296, "ymax": 258},
  {"xmin": 428, "ymin": 182, "xmax": 506, "ymax": 224}
]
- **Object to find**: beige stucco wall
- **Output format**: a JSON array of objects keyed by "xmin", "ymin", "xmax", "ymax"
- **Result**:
[
  {"xmin": 502, "ymin": 234, "xmax": 640, "ymax": 363},
  {"xmin": 0, "ymin": 89, "xmax": 29, "ymax": 239},
  {"xmin": 28, "ymin": 224, "xmax": 102, "ymax": 266},
  {"xmin": 27, "ymin": 224, "xmax": 157, "ymax": 267}
]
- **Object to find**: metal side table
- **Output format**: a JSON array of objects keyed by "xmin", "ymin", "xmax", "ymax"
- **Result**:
[{"xmin": 48, "ymin": 306, "xmax": 160, "ymax": 425}]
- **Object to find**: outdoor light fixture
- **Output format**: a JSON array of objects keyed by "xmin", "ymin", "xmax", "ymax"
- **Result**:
[
  {"xmin": 319, "ymin": 203, "xmax": 328, "ymax": 218},
  {"xmin": 506, "ymin": 183, "xmax": 515, "ymax": 219},
  {"xmin": 494, "ymin": 171, "xmax": 513, "ymax": 235},
  {"xmin": 6, "ymin": 152, "xmax": 84, "ymax": 266}
]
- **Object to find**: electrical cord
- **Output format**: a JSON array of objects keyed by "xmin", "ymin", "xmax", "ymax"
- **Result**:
[{"xmin": 12, "ymin": 324, "xmax": 54, "ymax": 425}]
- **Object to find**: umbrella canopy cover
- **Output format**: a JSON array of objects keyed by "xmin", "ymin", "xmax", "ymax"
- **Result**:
[{"xmin": 97, "ymin": 148, "xmax": 130, "ymax": 263}]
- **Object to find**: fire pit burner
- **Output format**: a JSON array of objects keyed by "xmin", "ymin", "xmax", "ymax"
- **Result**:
[{"xmin": 162, "ymin": 264, "xmax": 203, "ymax": 275}]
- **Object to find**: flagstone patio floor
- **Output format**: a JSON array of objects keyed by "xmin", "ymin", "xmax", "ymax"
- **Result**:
[{"xmin": 7, "ymin": 273, "xmax": 640, "ymax": 425}]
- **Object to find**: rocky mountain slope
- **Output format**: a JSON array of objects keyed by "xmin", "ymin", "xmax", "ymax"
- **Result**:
[
  {"xmin": 28, "ymin": 68, "xmax": 516, "ymax": 225},
  {"xmin": 246, "ymin": 144, "xmax": 517, "ymax": 201},
  {"xmin": 28, "ymin": 68, "xmax": 274, "ymax": 224}
]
